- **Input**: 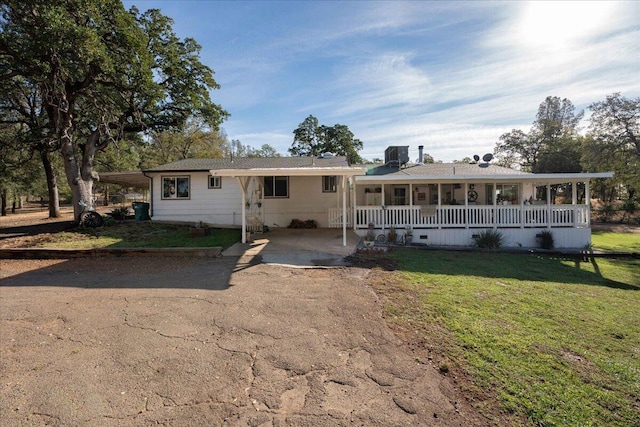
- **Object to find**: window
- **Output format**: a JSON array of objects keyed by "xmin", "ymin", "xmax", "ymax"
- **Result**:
[
  {"xmin": 208, "ymin": 176, "xmax": 221, "ymax": 189},
  {"xmin": 322, "ymin": 176, "xmax": 337, "ymax": 193},
  {"xmin": 264, "ymin": 176, "xmax": 288, "ymax": 198},
  {"xmin": 488, "ymin": 183, "xmax": 519, "ymax": 204},
  {"xmin": 162, "ymin": 176, "xmax": 190, "ymax": 199}
]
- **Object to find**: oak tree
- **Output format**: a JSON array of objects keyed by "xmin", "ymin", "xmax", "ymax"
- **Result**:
[{"xmin": 0, "ymin": 1, "xmax": 228, "ymax": 221}]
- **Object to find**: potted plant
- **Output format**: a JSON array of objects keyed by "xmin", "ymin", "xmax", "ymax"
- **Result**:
[
  {"xmin": 387, "ymin": 226, "xmax": 397, "ymax": 243},
  {"xmin": 190, "ymin": 221, "xmax": 211, "ymax": 237},
  {"xmin": 404, "ymin": 225, "xmax": 413, "ymax": 244}
]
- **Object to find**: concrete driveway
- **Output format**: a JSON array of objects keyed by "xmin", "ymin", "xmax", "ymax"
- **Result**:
[
  {"xmin": 223, "ymin": 228, "xmax": 362, "ymax": 267},
  {"xmin": 0, "ymin": 255, "xmax": 485, "ymax": 426}
]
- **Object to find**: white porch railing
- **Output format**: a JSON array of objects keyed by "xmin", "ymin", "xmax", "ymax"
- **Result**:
[
  {"xmin": 331, "ymin": 205, "xmax": 589, "ymax": 229},
  {"xmin": 328, "ymin": 207, "xmax": 353, "ymax": 228}
]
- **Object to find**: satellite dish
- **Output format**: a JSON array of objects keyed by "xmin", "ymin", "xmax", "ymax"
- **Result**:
[
  {"xmin": 473, "ymin": 154, "xmax": 480, "ymax": 162},
  {"xmin": 482, "ymin": 153, "xmax": 493, "ymax": 162}
]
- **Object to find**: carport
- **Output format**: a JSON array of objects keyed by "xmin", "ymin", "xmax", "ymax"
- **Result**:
[{"xmin": 211, "ymin": 164, "xmax": 365, "ymax": 247}]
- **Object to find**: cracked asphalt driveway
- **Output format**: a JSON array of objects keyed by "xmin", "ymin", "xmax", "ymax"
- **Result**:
[{"xmin": 1, "ymin": 256, "xmax": 483, "ymax": 426}]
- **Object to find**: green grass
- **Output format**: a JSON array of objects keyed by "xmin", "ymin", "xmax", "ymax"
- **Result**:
[
  {"xmin": 591, "ymin": 230, "xmax": 640, "ymax": 252},
  {"xmin": 38, "ymin": 221, "xmax": 241, "ymax": 250},
  {"xmin": 374, "ymin": 246, "xmax": 639, "ymax": 426}
]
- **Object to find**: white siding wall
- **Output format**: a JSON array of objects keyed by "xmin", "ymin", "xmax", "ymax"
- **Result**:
[
  {"xmin": 262, "ymin": 176, "xmax": 344, "ymax": 228},
  {"xmin": 150, "ymin": 172, "xmax": 243, "ymax": 226},
  {"xmin": 150, "ymin": 173, "xmax": 346, "ymax": 228}
]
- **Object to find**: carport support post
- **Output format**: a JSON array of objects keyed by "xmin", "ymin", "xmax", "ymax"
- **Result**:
[
  {"xmin": 237, "ymin": 177, "xmax": 250, "ymax": 244},
  {"xmin": 342, "ymin": 175, "xmax": 347, "ymax": 246}
]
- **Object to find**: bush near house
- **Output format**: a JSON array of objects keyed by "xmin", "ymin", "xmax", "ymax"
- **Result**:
[
  {"xmin": 473, "ymin": 229, "xmax": 504, "ymax": 249},
  {"xmin": 287, "ymin": 219, "xmax": 317, "ymax": 229}
]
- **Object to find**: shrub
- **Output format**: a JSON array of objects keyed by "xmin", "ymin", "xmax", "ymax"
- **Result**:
[
  {"xmin": 109, "ymin": 206, "xmax": 130, "ymax": 221},
  {"xmin": 473, "ymin": 229, "xmax": 504, "ymax": 249},
  {"xmin": 287, "ymin": 219, "xmax": 317, "ymax": 229},
  {"xmin": 537, "ymin": 230, "xmax": 554, "ymax": 249},
  {"xmin": 597, "ymin": 204, "xmax": 616, "ymax": 222},
  {"xmin": 620, "ymin": 199, "xmax": 638, "ymax": 223}
]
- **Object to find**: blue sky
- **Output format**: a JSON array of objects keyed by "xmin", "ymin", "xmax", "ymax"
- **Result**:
[{"xmin": 124, "ymin": 1, "xmax": 639, "ymax": 162}]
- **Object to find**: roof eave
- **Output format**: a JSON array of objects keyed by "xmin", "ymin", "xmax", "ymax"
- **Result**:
[
  {"xmin": 211, "ymin": 167, "xmax": 367, "ymax": 177},
  {"xmin": 356, "ymin": 172, "xmax": 614, "ymax": 183}
]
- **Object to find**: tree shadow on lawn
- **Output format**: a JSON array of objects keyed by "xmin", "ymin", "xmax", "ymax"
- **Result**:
[{"xmin": 373, "ymin": 248, "xmax": 640, "ymax": 291}]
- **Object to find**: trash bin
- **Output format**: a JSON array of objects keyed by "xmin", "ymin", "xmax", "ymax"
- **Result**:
[{"xmin": 132, "ymin": 202, "xmax": 150, "ymax": 221}]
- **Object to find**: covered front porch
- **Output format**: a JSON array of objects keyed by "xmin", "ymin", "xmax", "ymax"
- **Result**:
[{"xmin": 328, "ymin": 172, "xmax": 613, "ymax": 248}]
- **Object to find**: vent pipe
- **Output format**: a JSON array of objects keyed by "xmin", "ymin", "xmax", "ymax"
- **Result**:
[{"xmin": 418, "ymin": 145, "xmax": 424, "ymax": 165}]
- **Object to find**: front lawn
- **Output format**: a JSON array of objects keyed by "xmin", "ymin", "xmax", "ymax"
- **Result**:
[
  {"xmin": 591, "ymin": 230, "xmax": 640, "ymax": 252},
  {"xmin": 37, "ymin": 221, "xmax": 241, "ymax": 250},
  {"xmin": 370, "ymin": 248, "xmax": 639, "ymax": 426}
]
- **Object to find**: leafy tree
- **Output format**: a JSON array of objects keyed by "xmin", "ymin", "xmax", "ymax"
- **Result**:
[
  {"xmin": 0, "ymin": 1, "xmax": 228, "ymax": 221},
  {"xmin": 585, "ymin": 93, "xmax": 640, "ymax": 201},
  {"xmin": 421, "ymin": 153, "xmax": 436, "ymax": 164},
  {"xmin": 535, "ymin": 136, "xmax": 583, "ymax": 173},
  {"xmin": 247, "ymin": 144, "xmax": 281, "ymax": 158},
  {"xmin": 495, "ymin": 97, "xmax": 583, "ymax": 172},
  {"xmin": 289, "ymin": 115, "xmax": 364, "ymax": 164},
  {"xmin": 141, "ymin": 121, "xmax": 228, "ymax": 167},
  {"xmin": 0, "ymin": 76, "xmax": 64, "ymax": 216},
  {"xmin": 453, "ymin": 156, "xmax": 473, "ymax": 164},
  {"xmin": 0, "ymin": 124, "xmax": 44, "ymax": 215},
  {"xmin": 494, "ymin": 129, "xmax": 540, "ymax": 171}
]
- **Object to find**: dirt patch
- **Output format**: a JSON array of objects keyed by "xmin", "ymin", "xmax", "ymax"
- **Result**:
[
  {"xmin": 0, "ymin": 204, "xmax": 114, "ymax": 249},
  {"xmin": 591, "ymin": 222, "xmax": 640, "ymax": 234}
]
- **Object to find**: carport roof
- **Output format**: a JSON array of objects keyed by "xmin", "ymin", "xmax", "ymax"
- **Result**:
[{"xmin": 98, "ymin": 171, "xmax": 150, "ymax": 188}]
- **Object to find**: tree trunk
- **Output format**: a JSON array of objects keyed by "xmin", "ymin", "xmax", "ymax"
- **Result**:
[
  {"xmin": 40, "ymin": 150, "xmax": 60, "ymax": 218},
  {"xmin": 1, "ymin": 188, "xmax": 6, "ymax": 216},
  {"xmin": 60, "ymin": 128, "xmax": 104, "ymax": 222},
  {"xmin": 104, "ymin": 184, "xmax": 109, "ymax": 206}
]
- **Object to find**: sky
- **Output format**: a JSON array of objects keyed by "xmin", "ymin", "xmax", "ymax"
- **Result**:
[{"xmin": 123, "ymin": 0, "xmax": 639, "ymax": 163}]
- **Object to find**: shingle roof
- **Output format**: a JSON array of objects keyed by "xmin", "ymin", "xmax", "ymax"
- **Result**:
[
  {"xmin": 144, "ymin": 156, "xmax": 350, "ymax": 172},
  {"xmin": 365, "ymin": 162, "xmax": 531, "ymax": 177}
]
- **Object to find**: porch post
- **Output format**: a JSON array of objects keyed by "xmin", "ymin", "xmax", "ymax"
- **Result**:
[
  {"xmin": 351, "ymin": 177, "xmax": 357, "ymax": 231},
  {"xmin": 437, "ymin": 183, "xmax": 442, "ymax": 229},
  {"xmin": 546, "ymin": 183, "xmax": 552, "ymax": 229},
  {"xmin": 492, "ymin": 183, "xmax": 497, "ymax": 229},
  {"xmin": 342, "ymin": 175, "xmax": 347, "ymax": 246},
  {"xmin": 572, "ymin": 181, "xmax": 578, "ymax": 227},
  {"xmin": 464, "ymin": 182, "xmax": 469, "ymax": 230},
  {"xmin": 520, "ymin": 183, "xmax": 524, "ymax": 229},
  {"xmin": 409, "ymin": 183, "xmax": 414, "ymax": 228},
  {"xmin": 585, "ymin": 180, "xmax": 591, "ymax": 227}
]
